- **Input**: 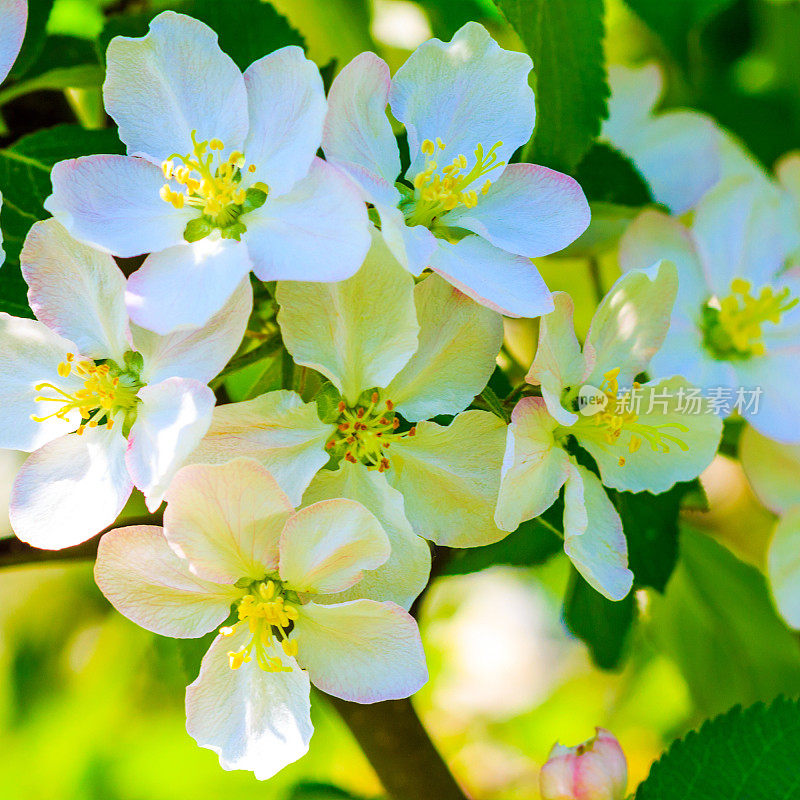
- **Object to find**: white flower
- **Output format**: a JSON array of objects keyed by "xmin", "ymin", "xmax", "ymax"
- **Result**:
[
  {"xmin": 189, "ymin": 231, "xmax": 507, "ymax": 609},
  {"xmin": 44, "ymin": 11, "xmax": 370, "ymax": 334},
  {"xmin": 620, "ymin": 182, "xmax": 800, "ymax": 443},
  {"xmin": 0, "ymin": 219, "xmax": 250, "ymax": 548},
  {"xmin": 740, "ymin": 424, "xmax": 800, "ymax": 629},
  {"xmin": 0, "ymin": 0, "xmax": 28, "ymax": 266},
  {"xmin": 322, "ymin": 22, "xmax": 590, "ymax": 318},
  {"xmin": 94, "ymin": 458, "xmax": 428, "ymax": 780},
  {"xmin": 495, "ymin": 262, "xmax": 722, "ymax": 599}
]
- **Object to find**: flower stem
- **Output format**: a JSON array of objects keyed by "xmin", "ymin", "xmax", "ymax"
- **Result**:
[{"xmin": 327, "ymin": 696, "xmax": 470, "ymax": 800}]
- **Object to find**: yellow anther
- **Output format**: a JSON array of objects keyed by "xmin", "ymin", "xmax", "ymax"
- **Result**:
[
  {"xmin": 209, "ymin": 138, "xmax": 224, "ymax": 150},
  {"xmin": 481, "ymin": 179, "xmax": 492, "ymax": 195},
  {"xmin": 436, "ymin": 137, "xmax": 445, "ymax": 149},
  {"xmin": 248, "ymin": 164, "xmax": 257, "ymax": 173},
  {"xmin": 162, "ymin": 160, "xmax": 174, "ymax": 178},
  {"xmin": 421, "ymin": 139, "xmax": 435, "ymax": 156},
  {"xmin": 282, "ymin": 639, "xmax": 298, "ymax": 657}
]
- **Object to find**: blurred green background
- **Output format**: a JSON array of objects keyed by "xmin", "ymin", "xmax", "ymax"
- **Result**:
[{"xmin": 2, "ymin": 0, "xmax": 800, "ymax": 798}]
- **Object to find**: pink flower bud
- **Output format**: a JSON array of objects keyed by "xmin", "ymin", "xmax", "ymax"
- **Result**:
[{"xmin": 540, "ymin": 728, "xmax": 628, "ymax": 800}]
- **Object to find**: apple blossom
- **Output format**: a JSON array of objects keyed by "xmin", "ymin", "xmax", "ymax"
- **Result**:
[
  {"xmin": 540, "ymin": 728, "xmax": 628, "ymax": 800},
  {"xmin": 94, "ymin": 458, "xmax": 428, "ymax": 780},
  {"xmin": 0, "ymin": 218, "xmax": 250, "ymax": 548},
  {"xmin": 620, "ymin": 185, "xmax": 800, "ymax": 443},
  {"xmin": 44, "ymin": 11, "xmax": 370, "ymax": 334},
  {"xmin": 321, "ymin": 22, "xmax": 590, "ymax": 317},
  {"xmin": 740, "ymin": 425, "xmax": 800, "ymax": 628},
  {"xmin": 495, "ymin": 262, "xmax": 722, "ymax": 599}
]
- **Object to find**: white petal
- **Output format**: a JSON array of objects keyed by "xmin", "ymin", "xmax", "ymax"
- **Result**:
[
  {"xmin": 386, "ymin": 273, "xmax": 503, "ymax": 420},
  {"xmin": 577, "ymin": 376, "xmax": 723, "ymax": 494},
  {"xmin": 618, "ymin": 210, "xmax": 709, "ymax": 318},
  {"xmin": 94, "ymin": 524, "xmax": 240, "ymax": 638},
  {"xmin": 9, "ymin": 427, "xmax": 132, "ymax": 549},
  {"xmin": 740, "ymin": 424, "xmax": 800, "ymax": 515},
  {"xmin": 377, "ymin": 203, "xmax": 436, "ymax": 274},
  {"xmin": 767, "ymin": 508, "xmax": 800, "ymax": 629},
  {"xmin": 563, "ymin": 464, "xmax": 633, "ymax": 601},
  {"xmin": 104, "ymin": 11, "xmax": 248, "ymax": 163},
  {"xmin": 125, "ymin": 378, "xmax": 215, "ymax": 511},
  {"xmin": 429, "ymin": 236, "xmax": 554, "ymax": 318},
  {"xmin": 21, "ymin": 219, "xmax": 129, "ymax": 362},
  {"xmin": 186, "ymin": 627, "xmax": 312, "ymax": 781},
  {"xmin": 444, "ymin": 164, "xmax": 590, "ymax": 258},
  {"xmin": 0, "ymin": 0, "xmax": 26, "ymax": 84},
  {"xmin": 188, "ymin": 390, "xmax": 333, "ymax": 507},
  {"xmin": 693, "ymin": 176, "xmax": 789, "ymax": 296},
  {"xmin": 0, "ymin": 313, "xmax": 81, "ymax": 451},
  {"xmin": 526, "ymin": 292, "xmax": 587, "ymax": 426},
  {"xmin": 278, "ymin": 499, "xmax": 389, "ymax": 595},
  {"xmin": 584, "ymin": 260, "xmax": 678, "ymax": 386},
  {"xmin": 495, "ymin": 397, "xmax": 570, "ymax": 532},
  {"xmin": 292, "ymin": 600, "xmax": 427, "ymax": 702},
  {"xmin": 132, "ymin": 278, "xmax": 252, "ymax": 385},
  {"xmin": 390, "ymin": 21, "xmax": 534, "ymax": 180},
  {"xmin": 164, "ymin": 459, "xmax": 294, "ymax": 583},
  {"xmin": 45, "ymin": 155, "xmax": 192, "ymax": 257},
  {"xmin": 302, "ymin": 461, "xmax": 430, "ymax": 609},
  {"xmin": 245, "ymin": 158, "xmax": 370, "ymax": 283},
  {"xmin": 603, "ymin": 63, "xmax": 662, "ymax": 134},
  {"xmin": 322, "ymin": 52, "xmax": 401, "ymax": 202},
  {"xmin": 386, "ymin": 410, "xmax": 507, "ymax": 547},
  {"xmin": 276, "ymin": 229, "xmax": 418, "ymax": 402},
  {"xmin": 244, "ymin": 46, "xmax": 327, "ymax": 196},
  {"xmin": 125, "ymin": 237, "xmax": 252, "ymax": 335}
]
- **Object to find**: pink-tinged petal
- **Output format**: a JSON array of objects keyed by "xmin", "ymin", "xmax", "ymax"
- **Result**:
[
  {"xmin": 104, "ymin": 11, "xmax": 248, "ymax": 163},
  {"xmin": 740, "ymin": 425, "xmax": 800, "ymax": 515},
  {"xmin": 126, "ymin": 378, "xmax": 215, "ymax": 512},
  {"xmin": 0, "ymin": 0, "xmax": 26, "ymax": 83},
  {"xmin": 302, "ymin": 461, "xmax": 431, "ymax": 610},
  {"xmin": 164, "ymin": 459, "xmax": 294, "ymax": 583},
  {"xmin": 563, "ymin": 464, "xmax": 633, "ymax": 601},
  {"xmin": 527, "ymin": 293, "xmax": 587, "ymax": 426},
  {"xmin": 390, "ymin": 21, "xmax": 534, "ymax": 180},
  {"xmin": 188, "ymin": 391, "xmax": 333, "ymax": 508},
  {"xmin": 132, "ymin": 278, "xmax": 251, "ymax": 386},
  {"xmin": 95, "ymin": 525, "xmax": 241, "ymax": 638},
  {"xmin": 45, "ymin": 155, "xmax": 191, "ymax": 257},
  {"xmin": 428, "ymin": 236, "xmax": 554, "ymax": 318},
  {"xmin": 186, "ymin": 626, "xmax": 312, "ymax": 780},
  {"xmin": 125, "ymin": 237, "xmax": 252, "ymax": 335},
  {"xmin": 495, "ymin": 397, "xmax": 570, "ymax": 532},
  {"xmin": 245, "ymin": 158, "xmax": 370, "ymax": 283},
  {"xmin": 377, "ymin": 203, "xmax": 436, "ymax": 275},
  {"xmin": 292, "ymin": 600, "xmax": 427, "ymax": 702},
  {"xmin": 444, "ymin": 164, "xmax": 590, "ymax": 258},
  {"xmin": 244, "ymin": 46, "xmax": 327, "ymax": 196},
  {"xmin": 9, "ymin": 427, "xmax": 132, "ymax": 549},
  {"xmin": 322, "ymin": 52, "xmax": 401, "ymax": 204},
  {"xmin": 0, "ymin": 313, "xmax": 82, "ymax": 451},
  {"xmin": 278, "ymin": 499, "xmax": 389, "ymax": 595},
  {"xmin": 21, "ymin": 219, "xmax": 130, "ymax": 362}
]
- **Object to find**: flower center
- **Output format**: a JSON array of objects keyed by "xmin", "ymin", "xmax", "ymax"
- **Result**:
[
  {"xmin": 701, "ymin": 278, "xmax": 798, "ymax": 360},
  {"xmin": 160, "ymin": 130, "xmax": 268, "ymax": 242},
  {"xmin": 221, "ymin": 579, "xmax": 300, "ymax": 673},
  {"xmin": 325, "ymin": 392, "xmax": 415, "ymax": 472},
  {"xmin": 31, "ymin": 352, "xmax": 143, "ymax": 435},
  {"xmin": 565, "ymin": 369, "xmax": 689, "ymax": 467},
  {"xmin": 405, "ymin": 137, "xmax": 504, "ymax": 228}
]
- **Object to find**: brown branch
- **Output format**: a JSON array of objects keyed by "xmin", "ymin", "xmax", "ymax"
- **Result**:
[
  {"xmin": 327, "ymin": 696, "xmax": 470, "ymax": 800},
  {"xmin": 0, "ymin": 513, "xmax": 162, "ymax": 568}
]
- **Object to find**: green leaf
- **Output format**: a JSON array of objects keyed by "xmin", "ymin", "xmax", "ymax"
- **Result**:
[
  {"xmin": 0, "ymin": 125, "xmax": 125, "ymax": 317},
  {"xmin": 288, "ymin": 782, "xmax": 365, "ymax": 800},
  {"xmin": 0, "ymin": 64, "xmax": 105, "ymax": 107},
  {"xmin": 572, "ymin": 142, "xmax": 653, "ymax": 206},
  {"xmin": 100, "ymin": 0, "xmax": 305, "ymax": 71},
  {"xmin": 21, "ymin": 34, "xmax": 100, "ymax": 81},
  {"xmin": 636, "ymin": 697, "xmax": 800, "ymax": 800},
  {"xmin": 622, "ymin": 0, "xmax": 738, "ymax": 65},
  {"xmin": 648, "ymin": 529, "xmax": 800, "ymax": 718},
  {"xmin": 556, "ymin": 201, "xmax": 642, "ymax": 258},
  {"xmin": 563, "ymin": 569, "xmax": 636, "ymax": 669},
  {"xmin": 8, "ymin": 0, "xmax": 55, "ymax": 80},
  {"xmin": 494, "ymin": 0, "xmax": 609, "ymax": 172}
]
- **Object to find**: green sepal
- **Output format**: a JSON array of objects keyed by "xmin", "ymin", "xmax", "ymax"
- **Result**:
[
  {"xmin": 123, "ymin": 350, "xmax": 145, "ymax": 377},
  {"xmin": 243, "ymin": 186, "xmax": 268, "ymax": 213},
  {"xmin": 313, "ymin": 381, "xmax": 343, "ymax": 424},
  {"xmin": 183, "ymin": 217, "xmax": 213, "ymax": 243},
  {"xmin": 220, "ymin": 221, "xmax": 247, "ymax": 240}
]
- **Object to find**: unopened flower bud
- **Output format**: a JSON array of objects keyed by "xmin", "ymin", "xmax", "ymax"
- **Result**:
[{"xmin": 540, "ymin": 728, "xmax": 627, "ymax": 800}]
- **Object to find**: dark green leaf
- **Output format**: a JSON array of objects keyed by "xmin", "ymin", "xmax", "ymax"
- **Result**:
[
  {"xmin": 20, "ymin": 34, "xmax": 100, "ymax": 81},
  {"xmin": 572, "ymin": 142, "xmax": 653, "ymax": 206},
  {"xmin": 8, "ymin": 0, "xmax": 55, "ymax": 80},
  {"xmin": 0, "ymin": 125, "xmax": 124, "ymax": 316},
  {"xmin": 494, "ymin": 0, "xmax": 608, "ymax": 172},
  {"xmin": 288, "ymin": 782, "xmax": 365, "ymax": 800},
  {"xmin": 416, "ymin": 0, "xmax": 501, "ymax": 38},
  {"xmin": 636, "ymin": 697, "xmax": 800, "ymax": 800},
  {"xmin": 563, "ymin": 569, "xmax": 636, "ymax": 669}
]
